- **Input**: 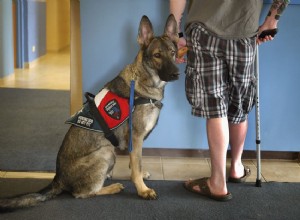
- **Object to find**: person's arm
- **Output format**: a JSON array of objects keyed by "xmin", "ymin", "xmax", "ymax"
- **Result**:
[
  {"xmin": 257, "ymin": 0, "xmax": 290, "ymax": 44},
  {"xmin": 268, "ymin": 0, "xmax": 289, "ymax": 21},
  {"xmin": 169, "ymin": 0, "xmax": 187, "ymax": 33},
  {"xmin": 170, "ymin": 0, "xmax": 187, "ymax": 63}
]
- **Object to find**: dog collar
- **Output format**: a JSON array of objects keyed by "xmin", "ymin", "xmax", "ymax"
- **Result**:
[{"xmin": 134, "ymin": 97, "xmax": 161, "ymax": 108}]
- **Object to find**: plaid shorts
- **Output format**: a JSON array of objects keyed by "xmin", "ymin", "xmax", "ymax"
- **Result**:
[{"xmin": 185, "ymin": 24, "xmax": 257, "ymax": 124}]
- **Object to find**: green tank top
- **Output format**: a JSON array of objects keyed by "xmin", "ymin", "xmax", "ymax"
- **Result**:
[{"xmin": 186, "ymin": 0, "xmax": 263, "ymax": 39}]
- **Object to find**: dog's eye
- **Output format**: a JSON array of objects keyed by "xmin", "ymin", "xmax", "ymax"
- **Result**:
[
  {"xmin": 153, "ymin": 53, "xmax": 161, "ymax": 58},
  {"xmin": 171, "ymin": 50, "xmax": 176, "ymax": 56}
]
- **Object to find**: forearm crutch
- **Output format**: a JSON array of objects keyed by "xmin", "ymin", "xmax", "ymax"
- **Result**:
[
  {"xmin": 255, "ymin": 45, "xmax": 262, "ymax": 187},
  {"xmin": 254, "ymin": 29, "xmax": 278, "ymax": 187}
]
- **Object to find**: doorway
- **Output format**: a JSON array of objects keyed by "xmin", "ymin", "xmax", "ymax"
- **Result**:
[{"xmin": 1, "ymin": 0, "xmax": 71, "ymax": 91}]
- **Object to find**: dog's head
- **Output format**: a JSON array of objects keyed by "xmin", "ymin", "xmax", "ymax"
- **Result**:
[{"xmin": 137, "ymin": 15, "xmax": 180, "ymax": 82}]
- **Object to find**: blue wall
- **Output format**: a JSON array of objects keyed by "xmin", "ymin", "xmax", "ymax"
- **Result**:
[
  {"xmin": 253, "ymin": 4, "xmax": 300, "ymax": 152},
  {"xmin": 15, "ymin": 0, "xmax": 46, "ymax": 68},
  {"xmin": 80, "ymin": 1, "xmax": 300, "ymax": 152},
  {"xmin": 26, "ymin": 0, "xmax": 46, "ymax": 62},
  {"xmin": 0, "ymin": 0, "xmax": 14, "ymax": 77}
]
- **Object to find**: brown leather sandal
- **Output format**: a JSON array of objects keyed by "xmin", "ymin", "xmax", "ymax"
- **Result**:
[
  {"xmin": 228, "ymin": 166, "xmax": 251, "ymax": 183},
  {"xmin": 184, "ymin": 177, "xmax": 232, "ymax": 201}
]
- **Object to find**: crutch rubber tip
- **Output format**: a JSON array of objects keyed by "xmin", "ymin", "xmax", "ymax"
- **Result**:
[{"xmin": 255, "ymin": 179, "xmax": 262, "ymax": 187}]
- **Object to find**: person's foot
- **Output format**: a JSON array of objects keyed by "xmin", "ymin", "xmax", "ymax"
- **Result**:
[
  {"xmin": 230, "ymin": 162, "xmax": 246, "ymax": 179},
  {"xmin": 184, "ymin": 177, "xmax": 232, "ymax": 201},
  {"xmin": 228, "ymin": 165, "xmax": 251, "ymax": 183}
]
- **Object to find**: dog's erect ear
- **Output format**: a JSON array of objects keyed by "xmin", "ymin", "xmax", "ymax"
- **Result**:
[
  {"xmin": 164, "ymin": 14, "xmax": 179, "ymax": 43},
  {"xmin": 137, "ymin": 15, "xmax": 154, "ymax": 47}
]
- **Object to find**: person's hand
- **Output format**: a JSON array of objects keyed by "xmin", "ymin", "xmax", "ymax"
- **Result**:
[
  {"xmin": 257, "ymin": 29, "xmax": 275, "ymax": 45},
  {"xmin": 256, "ymin": 22, "xmax": 277, "ymax": 45},
  {"xmin": 176, "ymin": 37, "xmax": 187, "ymax": 64}
]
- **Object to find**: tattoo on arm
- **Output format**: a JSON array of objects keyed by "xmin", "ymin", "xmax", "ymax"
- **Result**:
[{"xmin": 268, "ymin": 0, "xmax": 290, "ymax": 20}]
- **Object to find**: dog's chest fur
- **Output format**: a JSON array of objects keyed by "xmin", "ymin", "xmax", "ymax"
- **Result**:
[
  {"xmin": 144, "ymin": 106, "xmax": 160, "ymax": 132},
  {"xmin": 135, "ymin": 102, "xmax": 160, "ymax": 133}
]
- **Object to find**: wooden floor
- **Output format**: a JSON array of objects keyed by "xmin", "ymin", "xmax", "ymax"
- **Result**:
[
  {"xmin": 0, "ymin": 48, "xmax": 70, "ymax": 90},
  {"xmin": 0, "ymin": 49, "xmax": 299, "ymax": 182}
]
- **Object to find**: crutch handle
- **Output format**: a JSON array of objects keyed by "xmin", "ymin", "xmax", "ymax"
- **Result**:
[{"xmin": 258, "ymin": 28, "xmax": 278, "ymax": 39}]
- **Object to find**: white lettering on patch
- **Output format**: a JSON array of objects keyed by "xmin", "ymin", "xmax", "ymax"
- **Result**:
[{"xmin": 77, "ymin": 116, "xmax": 93, "ymax": 127}]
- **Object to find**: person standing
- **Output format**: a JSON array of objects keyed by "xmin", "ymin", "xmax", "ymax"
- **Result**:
[{"xmin": 170, "ymin": 0, "xmax": 289, "ymax": 201}]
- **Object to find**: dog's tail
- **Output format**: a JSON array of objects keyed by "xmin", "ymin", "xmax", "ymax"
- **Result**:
[{"xmin": 0, "ymin": 180, "xmax": 63, "ymax": 212}]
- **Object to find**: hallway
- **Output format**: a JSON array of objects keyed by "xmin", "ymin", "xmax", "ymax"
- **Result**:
[{"xmin": 0, "ymin": 48, "xmax": 70, "ymax": 91}]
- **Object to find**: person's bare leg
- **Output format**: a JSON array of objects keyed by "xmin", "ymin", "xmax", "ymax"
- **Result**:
[
  {"xmin": 229, "ymin": 120, "xmax": 248, "ymax": 178},
  {"xmin": 207, "ymin": 118, "xmax": 229, "ymax": 195},
  {"xmin": 187, "ymin": 117, "xmax": 229, "ymax": 196}
]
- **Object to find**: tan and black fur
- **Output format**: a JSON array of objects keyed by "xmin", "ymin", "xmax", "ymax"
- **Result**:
[{"xmin": 0, "ymin": 14, "xmax": 179, "ymax": 212}]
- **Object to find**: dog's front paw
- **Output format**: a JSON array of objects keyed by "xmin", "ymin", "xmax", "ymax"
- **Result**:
[
  {"xmin": 139, "ymin": 188, "xmax": 158, "ymax": 200},
  {"xmin": 110, "ymin": 183, "xmax": 125, "ymax": 194},
  {"xmin": 143, "ymin": 171, "xmax": 151, "ymax": 180}
]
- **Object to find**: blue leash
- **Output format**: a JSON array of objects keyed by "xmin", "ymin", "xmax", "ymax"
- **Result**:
[{"xmin": 128, "ymin": 80, "xmax": 135, "ymax": 153}]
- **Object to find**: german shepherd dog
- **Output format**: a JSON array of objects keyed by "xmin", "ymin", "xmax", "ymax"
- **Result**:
[{"xmin": 0, "ymin": 14, "xmax": 179, "ymax": 211}]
